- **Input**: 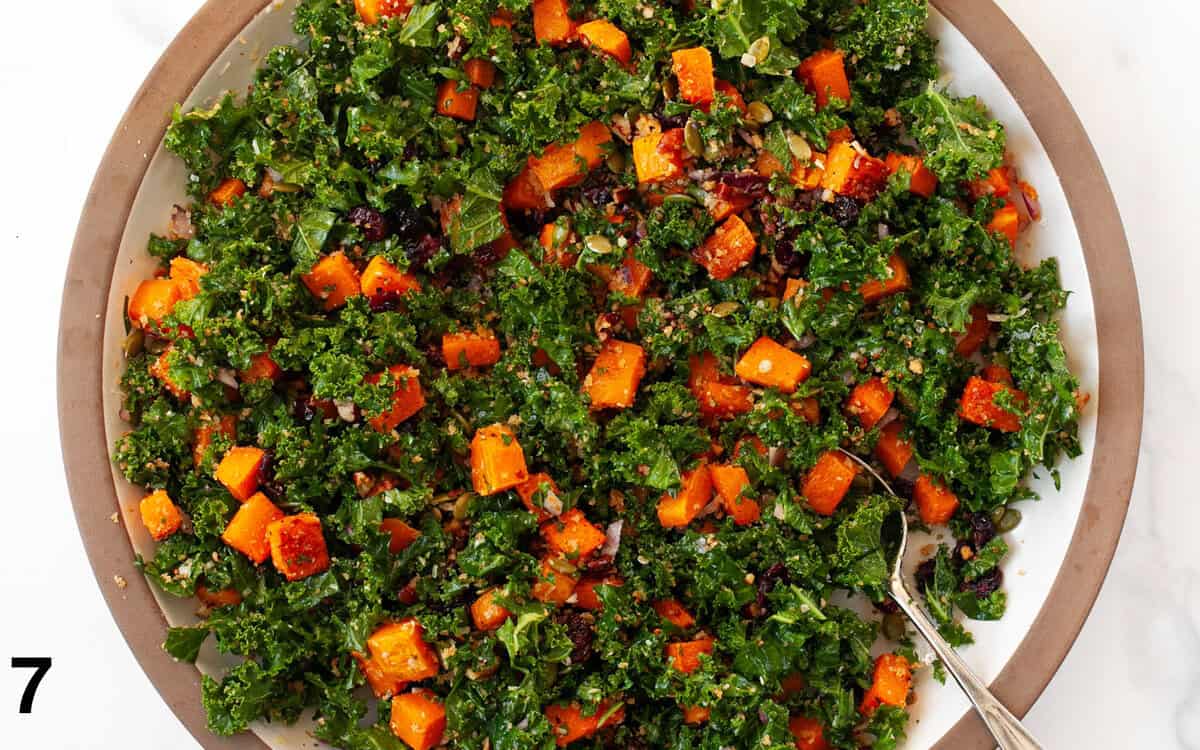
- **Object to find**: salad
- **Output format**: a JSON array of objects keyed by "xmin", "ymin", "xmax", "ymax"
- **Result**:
[{"xmin": 115, "ymin": 0, "xmax": 1083, "ymax": 747}]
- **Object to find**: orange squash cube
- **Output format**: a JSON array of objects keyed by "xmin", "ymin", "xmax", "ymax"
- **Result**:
[
  {"xmin": 196, "ymin": 583, "xmax": 242, "ymax": 608},
  {"xmin": 712, "ymin": 78, "xmax": 747, "ymax": 114},
  {"xmin": 532, "ymin": 0, "xmax": 575, "ymax": 45},
  {"xmin": 859, "ymin": 254, "xmax": 911, "ymax": 303},
  {"xmin": 846, "ymin": 378, "xmax": 895, "ymax": 429},
  {"xmin": 443, "ymin": 328, "xmax": 501, "ymax": 370},
  {"xmin": 582, "ymin": 340, "xmax": 646, "ymax": 410},
  {"xmin": 885, "ymin": 153, "xmax": 938, "ymax": 198},
  {"xmin": 149, "ymin": 349, "xmax": 189, "ymax": 399},
  {"xmin": 354, "ymin": 0, "xmax": 411, "ymax": 24},
  {"xmin": 361, "ymin": 256, "xmax": 421, "ymax": 305},
  {"xmin": 366, "ymin": 365, "xmax": 426, "ymax": 432},
  {"xmin": 789, "ymin": 716, "xmax": 831, "ymax": 750},
  {"xmin": 874, "ymin": 421, "xmax": 914, "ymax": 478},
  {"xmin": 216, "ymin": 446, "xmax": 266, "ymax": 502},
  {"xmin": 653, "ymin": 599, "xmax": 695, "ymax": 629},
  {"xmin": 605, "ymin": 251, "xmax": 653, "ymax": 298},
  {"xmin": 577, "ymin": 19, "xmax": 631, "ymax": 64},
  {"xmin": 821, "ymin": 141, "xmax": 888, "ymax": 201},
  {"xmin": 688, "ymin": 352, "xmax": 754, "ymax": 420},
  {"xmin": 368, "ymin": 619, "xmax": 440, "ymax": 682},
  {"xmin": 139, "ymin": 489, "xmax": 183, "ymax": 541},
  {"xmin": 545, "ymin": 701, "xmax": 624, "ymax": 747},
  {"xmin": 540, "ymin": 508, "xmax": 607, "ymax": 560},
  {"xmin": 914, "ymin": 474, "xmax": 959, "ymax": 525},
  {"xmin": 656, "ymin": 464, "xmax": 713, "ymax": 528},
  {"xmin": 470, "ymin": 588, "xmax": 512, "ymax": 631},
  {"xmin": 531, "ymin": 556, "xmax": 579, "ymax": 605},
  {"xmin": 208, "ymin": 177, "xmax": 247, "ymax": 207},
  {"xmin": 221, "ymin": 492, "xmax": 284, "ymax": 564},
  {"xmin": 709, "ymin": 464, "xmax": 759, "ymax": 525},
  {"xmin": 503, "ymin": 167, "xmax": 551, "ymax": 210},
  {"xmin": 632, "ymin": 129, "xmax": 685, "ymax": 184},
  {"xmin": 955, "ymin": 304, "xmax": 992, "ymax": 357},
  {"xmin": 516, "ymin": 473, "xmax": 560, "ymax": 522},
  {"xmin": 801, "ymin": 450, "xmax": 859, "ymax": 516},
  {"xmin": 240, "ymin": 350, "xmax": 282, "ymax": 384},
  {"xmin": 194, "ymin": 415, "xmax": 237, "ymax": 467},
  {"xmin": 797, "ymin": 49, "xmax": 851, "ymax": 110},
  {"xmin": 573, "ymin": 575, "xmax": 622, "ymax": 610},
  {"xmin": 128, "ymin": 279, "xmax": 184, "ymax": 330},
  {"xmin": 381, "ymin": 518, "xmax": 421, "ymax": 553},
  {"xmin": 464, "ymin": 58, "xmax": 497, "ymax": 88},
  {"xmin": 682, "ymin": 705, "xmax": 710, "ymax": 725},
  {"xmin": 988, "ymin": 203, "xmax": 1020, "ymax": 247},
  {"xmin": 390, "ymin": 689, "xmax": 446, "ymax": 750},
  {"xmin": 734, "ymin": 337, "xmax": 812, "ymax": 394},
  {"xmin": 470, "ymin": 423, "xmax": 529, "ymax": 495},
  {"xmin": 355, "ymin": 652, "xmax": 403, "ymax": 698},
  {"xmin": 529, "ymin": 121, "xmax": 612, "ymax": 193},
  {"xmin": 959, "ymin": 375, "xmax": 1025, "ymax": 432},
  {"xmin": 860, "ymin": 653, "xmax": 911, "ymax": 715},
  {"xmin": 666, "ymin": 636, "xmax": 715, "ymax": 674},
  {"xmin": 436, "ymin": 79, "xmax": 479, "ymax": 121},
  {"xmin": 694, "ymin": 214, "xmax": 757, "ymax": 281},
  {"xmin": 267, "ymin": 513, "xmax": 330, "ymax": 581},
  {"xmin": 302, "ymin": 252, "xmax": 362, "ymax": 311},
  {"xmin": 671, "ymin": 47, "xmax": 715, "ymax": 104},
  {"xmin": 168, "ymin": 256, "xmax": 208, "ymax": 299}
]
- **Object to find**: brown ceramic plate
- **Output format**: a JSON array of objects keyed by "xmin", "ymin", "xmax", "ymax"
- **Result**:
[{"xmin": 57, "ymin": 0, "xmax": 1143, "ymax": 747}]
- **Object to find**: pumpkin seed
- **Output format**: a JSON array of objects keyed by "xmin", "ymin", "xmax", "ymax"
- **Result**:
[
  {"xmin": 122, "ymin": 329, "xmax": 144, "ymax": 358},
  {"xmin": 453, "ymin": 492, "xmax": 475, "ymax": 521},
  {"xmin": 684, "ymin": 120, "xmax": 704, "ymax": 157},
  {"xmin": 662, "ymin": 78, "xmax": 677, "ymax": 100},
  {"xmin": 747, "ymin": 101, "xmax": 773, "ymax": 125},
  {"xmin": 662, "ymin": 193, "xmax": 696, "ymax": 206},
  {"xmin": 881, "ymin": 612, "xmax": 907, "ymax": 641},
  {"xmin": 703, "ymin": 140, "xmax": 723, "ymax": 160},
  {"xmin": 711, "ymin": 301, "xmax": 741, "ymax": 317},
  {"xmin": 995, "ymin": 507, "xmax": 1022, "ymax": 533},
  {"xmin": 787, "ymin": 132, "xmax": 812, "ymax": 164},
  {"xmin": 747, "ymin": 36, "xmax": 770, "ymax": 65},
  {"xmin": 605, "ymin": 150, "xmax": 626, "ymax": 173},
  {"xmin": 585, "ymin": 234, "xmax": 614, "ymax": 254}
]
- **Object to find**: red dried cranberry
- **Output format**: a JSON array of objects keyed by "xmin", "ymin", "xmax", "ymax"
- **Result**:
[
  {"xmin": 830, "ymin": 195, "xmax": 861, "ymax": 227},
  {"xmin": 716, "ymin": 172, "xmax": 770, "ymax": 198},
  {"xmin": 406, "ymin": 234, "xmax": 442, "ymax": 270},
  {"xmin": 970, "ymin": 512, "xmax": 997, "ymax": 549},
  {"xmin": 960, "ymin": 567, "xmax": 1004, "ymax": 597},
  {"xmin": 553, "ymin": 610, "xmax": 595, "ymax": 665},
  {"xmin": 348, "ymin": 206, "xmax": 389, "ymax": 242},
  {"xmin": 388, "ymin": 204, "xmax": 425, "ymax": 242}
]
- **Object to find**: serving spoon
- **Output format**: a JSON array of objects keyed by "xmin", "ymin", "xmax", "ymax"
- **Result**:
[{"xmin": 838, "ymin": 449, "xmax": 1045, "ymax": 750}]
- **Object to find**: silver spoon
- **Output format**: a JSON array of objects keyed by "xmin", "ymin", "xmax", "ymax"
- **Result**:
[{"xmin": 839, "ymin": 449, "xmax": 1045, "ymax": 750}]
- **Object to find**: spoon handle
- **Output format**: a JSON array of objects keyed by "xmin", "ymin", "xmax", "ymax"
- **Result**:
[{"xmin": 889, "ymin": 577, "xmax": 1044, "ymax": 750}]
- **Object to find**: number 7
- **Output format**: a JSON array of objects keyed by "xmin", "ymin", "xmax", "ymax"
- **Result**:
[{"xmin": 12, "ymin": 657, "xmax": 51, "ymax": 714}]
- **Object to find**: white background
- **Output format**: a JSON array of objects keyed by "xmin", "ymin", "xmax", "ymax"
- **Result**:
[{"xmin": 0, "ymin": 1, "xmax": 1196, "ymax": 748}]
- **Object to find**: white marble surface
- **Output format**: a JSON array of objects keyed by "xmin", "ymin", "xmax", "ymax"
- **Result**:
[{"xmin": 0, "ymin": 1, "xmax": 1193, "ymax": 747}]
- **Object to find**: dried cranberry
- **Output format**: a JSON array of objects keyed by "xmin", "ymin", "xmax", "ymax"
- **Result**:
[
  {"xmin": 914, "ymin": 558, "xmax": 936, "ymax": 591},
  {"xmin": 755, "ymin": 562, "xmax": 790, "ymax": 613},
  {"xmin": 960, "ymin": 567, "xmax": 1004, "ymax": 597},
  {"xmin": 554, "ymin": 611, "xmax": 595, "ymax": 665},
  {"xmin": 773, "ymin": 237, "xmax": 798, "ymax": 268},
  {"xmin": 293, "ymin": 395, "xmax": 317, "ymax": 423},
  {"xmin": 890, "ymin": 475, "xmax": 915, "ymax": 500},
  {"xmin": 659, "ymin": 112, "xmax": 687, "ymax": 129},
  {"xmin": 406, "ymin": 234, "xmax": 442, "ymax": 270},
  {"xmin": 584, "ymin": 555, "xmax": 614, "ymax": 575},
  {"xmin": 473, "ymin": 243, "xmax": 502, "ymax": 267},
  {"xmin": 874, "ymin": 598, "xmax": 901, "ymax": 615},
  {"xmin": 369, "ymin": 290, "xmax": 404, "ymax": 312},
  {"xmin": 582, "ymin": 184, "xmax": 613, "ymax": 207},
  {"xmin": 830, "ymin": 195, "xmax": 861, "ymax": 227},
  {"xmin": 389, "ymin": 204, "xmax": 425, "ymax": 242},
  {"xmin": 970, "ymin": 512, "xmax": 997, "ymax": 549},
  {"xmin": 715, "ymin": 172, "xmax": 770, "ymax": 198},
  {"xmin": 348, "ymin": 206, "xmax": 389, "ymax": 242}
]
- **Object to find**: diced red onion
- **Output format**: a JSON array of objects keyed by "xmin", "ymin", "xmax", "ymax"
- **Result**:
[
  {"xmin": 215, "ymin": 368, "xmax": 238, "ymax": 388},
  {"xmin": 600, "ymin": 520, "xmax": 623, "ymax": 558}
]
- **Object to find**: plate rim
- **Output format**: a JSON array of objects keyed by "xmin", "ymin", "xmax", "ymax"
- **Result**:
[{"xmin": 56, "ymin": 1, "xmax": 1144, "ymax": 747}]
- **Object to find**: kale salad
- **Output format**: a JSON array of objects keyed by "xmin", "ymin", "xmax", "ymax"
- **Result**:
[{"xmin": 115, "ymin": 0, "xmax": 1083, "ymax": 747}]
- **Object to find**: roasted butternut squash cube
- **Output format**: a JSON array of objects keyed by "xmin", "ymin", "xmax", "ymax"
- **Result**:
[
  {"xmin": 532, "ymin": 0, "xmax": 574, "ymax": 45},
  {"xmin": 540, "ymin": 508, "xmax": 607, "ymax": 560},
  {"xmin": 846, "ymin": 377, "xmax": 894, "ymax": 429},
  {"xmin": 577, "ymin": 19, "xmax": 631, "ymax": 64},
  {"xmin": 302, "ymin": 252, "xmax": 362, "ymax": 311},
  {"xmin": 435, "ymin": 79, "xmax": 479, "ymax": 121},
  {"xmin": 666, "ymin": 636, "xmax": 715, "ymax": 674},
  {"xmin": 545, "ymin": 701, "xmax": 623, "ymax": 747},
  {"xmin": 240, "ymin": 350, "xmax": 282, "ymax": 384},
  {"xmin": 139, "ymin": 489, "xmax": 183, "ymax": 541},
  {"xmin": 221, "ymin": 492, "xmax": 284, "ymax": 564},
  {"xmin": 913, "ymin": 474, "xmax": 959, "ymax": 525},
  {"xmin": 987, "ymin": 203, "xmax": 1020, "ymax": 247},
  {"xmin": 683, "ymin": 705, "xmax": 711, "ymax": 725},
  {"xmin": 470, "ymin": 423, "xmax": 529, "ymax": 495},
  {"xmin": 859, "ymin": 254, "xmax": 911, "ymax": 303},
  {"xmin": 801, "ymin": 450, "xmax": 859, "ymax": 516},
  {"xmin": 150, "ymin": 349, "xmax": 189, "ymax": 400},
  {"xmin": 464, "ymin": 58, "xmax": 497, "ymax": 88},
  {"xmin": 196, "ymin": 583, "xmax": 242, "ymax": 608},
  {"xmin": 789, "ymin": 716, "xmax": 831, "ymax": 750},
  {"xmin": 656, "ymin": 464, "xmax": 713, "ymax": 528},
  {"xmin": 531, "ymin": 556, "xmax": 578, "ymax": 605},
  {"xmin": 734, "ymin": 337, "xmax": 812, "ymax": 393},
  {"xmin": 874, "ymin": 421, "xmax": 913, "ymax": 478},
  {"xmin": 632, "ymin": 129, "xmax": 685, "ymax": 184},
  {"xmin": 885, "ymin": 153, "xmax": 938, "ymax": 198},
  {"xmin": 442, "ymin": 328, "xmax": 501, "ymax": 370},
  {"xmin": 470, "ymin": 588, "xmax": 512, "ymax": 631},
  {"xmin": 381, "ymin": 518, "xmax": 421, "ymax": 553},
  {"xmin": 128, "ymin": 279, "xmax": 184, "ymax": 330},
  {"xmin": 797, "ymin": 49, "xmax": 851, "ymax": 109},
  {"xmin": 821, "ymin": 142, "xmax": 888, "ymax": 201},
  {"xmin": 366, "ymin": 365, "xmax": 426, "ymax": 432},
  {"xmin": 573, "ymin": 575, "xmax": 622, "ymax": 610},
  {"xmin": 208, "ymin": 177, "xmax": 247, "ymax": 207},
  {"xmin": 671, "ymin": 47, "xmax": 715, "ymax": 104},
  {"xmin": 390, "ymin": 689, "xmax": 446, "ymax": 750},
  {"xmin": 516, "ymin": 473, "xmax": 560, "ymax": 522},
  {"xmin": 529, "ymin": 121, "xmax": 612, "ymax": 193},
  {"xmin": 958, "ymin": 375, "xmax": 1025, "ymax": 432},
  {"xmin": 503, "ymin": 166, "xmax": 551, "ymax": 210},
  {"xmin": 694, "ymin": 215, "xmax": 757, "ymax": 281},
  {"xmin": 169, "ymin": 257, "xmax": 208, "ymax": 298},
  {"xmin": 859, "ymin": 653, "xmax": 911, "ymax": 715},
  {"xmin": 267, "ymin": 513, "xmax": 330, "ymax": 581},
  {"xmin": 653, "ymin": 599, "xmax": 695, "ymax": 629},
  {"xmin": 354, "ymin": 0, "xmax": 411, "ymax": 25},
  {"xmin": 709, "ymin": 464, "xmax": 759, "ymax": 525},
  {"xmin": 361, "ymin": 256, "xmax": 421, "ymax": 305},
  {"xmin": 216, "ymin": 446, "xmax": 266, "ymax": 502},
  {"xmin": 582, "ymin": 339, "xmax": 646, "ymax": 410},
  {"xmin": 955, "ymin": 304, "xmax": 993, "ymax": 357},
  {"xmin": 688, "ymin": 352, "xmax": 754, "ymax": 420},
  {"xmin": 368, "ymin": 619, "xmax": 440, "ymax": 682}
]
